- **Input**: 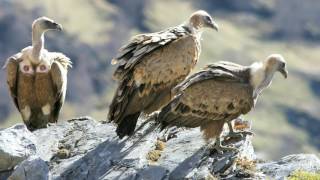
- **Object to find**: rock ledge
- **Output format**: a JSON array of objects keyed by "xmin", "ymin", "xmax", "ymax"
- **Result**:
[{"xmin": 0, "ymin": 117, "xmax": 319, "ymax": 180}]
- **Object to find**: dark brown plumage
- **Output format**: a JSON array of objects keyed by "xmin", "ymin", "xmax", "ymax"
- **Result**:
[
  {"xmin": 4, "ymin": 52, "xmax": 71, "ymax": 131},
  {"xmin": 108, "ymin": 10, "xmax": 218, "ymax": 138},
  {"xmin": 158, "ymin": 54, "xmax": 288, "ymax": 152},
  {"xmin": 3, "ymin": 17, "xmax": 71, "ymax": 131}
]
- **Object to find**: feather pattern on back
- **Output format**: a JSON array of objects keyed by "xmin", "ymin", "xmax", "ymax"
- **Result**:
[
  {"xmin": 158, "ymin": 62, "xmax": 254, "ymax": 139},
  {"xmin": 108, "ymin": 25, "xmax": 201, "ymax": 138},
  {"xmin": 112, "ymin": 25, "xmax": 192, "ymax": 80}
]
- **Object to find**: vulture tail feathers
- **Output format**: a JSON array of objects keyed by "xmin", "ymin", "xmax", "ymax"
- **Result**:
[
  {"xmin": 157, "ymin": 98, "xmax": 183, "ymax": 130},
  {"xmin": 116, "ymin": 112, "xmax": 140, "ymax": 139},
  {"xmin": 108, "ymin": 76, "xmax": 133, "ymax": 123},
  {"xmin": 108, "ymin": 75, "xmax": 142, "ymax": 138},
  {"xmin": 50, "ymin": 99, "xmax": 62, "ymax": 123}
]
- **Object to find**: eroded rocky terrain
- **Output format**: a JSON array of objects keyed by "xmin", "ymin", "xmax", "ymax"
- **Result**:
[{"xmin": 0, "ymin": 117, "xmax": 319, "ymax": 180}]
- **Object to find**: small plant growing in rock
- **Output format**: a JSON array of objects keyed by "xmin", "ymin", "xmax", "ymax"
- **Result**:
[
  {"xmin": 234, "ymin": 157, "xmax": 258, "ymax": 178},
  {"xmin": 288, "ymin": 170, "xmax": 320, "ymax": 180},
  {"xmin": 147, "ymin": 140, "xmax": 166, "ymax": 162},
  {"xmin": 235, "ymin": 157, "xmax": 256, "ymax": 171}
]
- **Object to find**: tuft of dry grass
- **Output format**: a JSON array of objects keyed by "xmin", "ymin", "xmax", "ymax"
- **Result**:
[
  {"xmin": 146, "ymin": 150, "xmax": 162, "ymax": 162},
  {"xmin": 155, "ymin": 140, "xmax": 166, "ymax": 151},
  {"xmin": 235, "ymin": 157, "xmax": 257, "ymax": 171},
  {"xmin": 146, "ymin": 140, "xmax": 166, "ymax": 162},
  {"xmin": 56, "ymin": 148, "xmax": 71, "ymax": 159}
]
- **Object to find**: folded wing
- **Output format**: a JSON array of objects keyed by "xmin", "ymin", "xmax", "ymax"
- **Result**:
[
  {"xmin": 159, "ymin": 62, "xmax": 254, "ymax": 130},
  {"xmin": 49, "ymin": 52, "xmax": 71, "ymax": 122}
]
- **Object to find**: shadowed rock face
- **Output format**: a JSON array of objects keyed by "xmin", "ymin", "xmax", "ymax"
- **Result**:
[
  {"xmin": 285, "ymin": 107, "xmax": 320, "ymax": 149},
  {"xmin": 310, "ymin": 78, "xmax": 320, "ymax": 98},
  {"xmin": 0, "ymin": 117, "xmax": 319, "ymax": 180},
  {"xmin": 9, "ymin": 156, "xmax": 49, "ymax": 180}
]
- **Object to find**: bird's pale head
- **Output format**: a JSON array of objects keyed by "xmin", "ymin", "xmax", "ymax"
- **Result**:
[
  {"xmin": 264, "ymin": 54, "xmax": 288, "ymax": 78},
  {"xmin": 32, "ymin": 17, "xmax": 63, "ymax": 32},
  {"xmin": 188, "ymin": 10, "xmax": 218, "ymax": 31}
]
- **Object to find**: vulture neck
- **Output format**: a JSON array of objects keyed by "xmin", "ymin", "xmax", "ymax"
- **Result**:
[
  {"xmin": 250, "ymin": 62, "xmax": 277, "ymax": 97},
  {"xmin": 184, "ymin": 22, "xmax": 203, "ymax": 39},
  {"xmin": 31, "ymin": 28, "xmax": 45, "ymax": 63}
]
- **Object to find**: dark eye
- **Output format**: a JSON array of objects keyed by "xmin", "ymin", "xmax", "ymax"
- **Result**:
[
  {"xmin": 44, "ymin": 20, "xmax": 52, "ymax": 26},
  {"xmin": 205, "ymin": 16, "xmax": 211, "ymax": 22}
]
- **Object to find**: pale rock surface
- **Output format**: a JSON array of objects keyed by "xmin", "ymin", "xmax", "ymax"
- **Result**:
[
  {"xmin": 0, "ymin": 124, "xmax": 36, "ymax": 171},
  {"xmin": 0, "ymin": 117, "xmax": 319, "ymax": 180}
]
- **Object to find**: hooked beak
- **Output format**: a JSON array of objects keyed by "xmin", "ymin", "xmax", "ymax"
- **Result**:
[
  {"xmin": 56, "ymin": 23, "xmax": 63, "ymax": 31},
  {"xmin": 51, "ymin": 22, "xmax": 63, "ymax": 31},
  {"xmin": 279, "ymin": 67, "xmax": 288, "ymax": 79},
  {"xmin": 208, "ymin": 21, "xmax": 219, "ymax": 31}
]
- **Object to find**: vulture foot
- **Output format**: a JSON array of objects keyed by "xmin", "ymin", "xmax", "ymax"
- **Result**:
[
  {"xmin": 227, "ymin": 121, "xmax": 253, "ymax": 139},
  {"xmin": 226, "ymin": 130, "xmax": 254, "ymax": 139},
  {"xmin": 209, "ymin": 137, "xmax": 239, "ymax": 154},
  {"xmin": 161, "ymin": 127, "xmax": 180, "ymax": 142}
]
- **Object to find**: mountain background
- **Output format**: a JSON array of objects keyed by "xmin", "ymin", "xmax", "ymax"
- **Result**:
[{"xmin": 0, "ymin": 0, "xmax": 319, "ymax": 160}]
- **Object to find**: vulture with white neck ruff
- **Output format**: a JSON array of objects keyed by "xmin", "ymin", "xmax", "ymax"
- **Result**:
[
  {"xmin": 3, "ymin": 17, "xmax": 71, "ymax": 131},
  {"xmin": 158, "ymin": 54, "xmax": 288, "ymax": 153},
  {"xmin": 108, "ymin": 10, "xmax": 219, "ymax": 139}
]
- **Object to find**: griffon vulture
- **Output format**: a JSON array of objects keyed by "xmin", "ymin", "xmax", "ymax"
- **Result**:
[
  {"xmin": 108, "ymin": 10, "xmax": 219, "ymax": 138},
  {"xmin": 3, "ymin": 17, "xmax": 71, "ymax": 131},
  {"xmin": 158, "ymin": 54, "xmax": 288, "ymax": 153}
]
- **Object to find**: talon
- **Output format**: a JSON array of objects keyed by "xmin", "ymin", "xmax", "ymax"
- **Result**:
[
  {"xmin": 242, "ymin": 130, "xmax": 254, "ymax": 136},
  {"xmin": 209, "ymin": 143, "xmax": 238, "ymax": 154},
  {"xmin": 226, "ymin": 130, "xmax": 254, "ymax": 140},
  {"xmin": 227, "ymin": 121, "xmax": 253, "ymax": 139},
  {"xmin": 161, "ymin": 127, "xmax": 180, "ymax": 142},
  {"xmin": 208, "ymin": 137, "xmax": 239, "ymax": 154},
  {"xmin": 227, "ymin": 131, "xmax": 243, "ymax": 139}
]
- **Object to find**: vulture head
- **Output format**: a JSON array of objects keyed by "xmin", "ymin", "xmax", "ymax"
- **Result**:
[
  {"xmin": 251, "ymin": 54, "xmax": 288, "ymax": 97},
  {"xmin": 188, "ymin": 10, "xmax": 219, "ymax": 31},
  {"xmin": 30, "ymin": 17, "xmax": 63, "ymax": 62},
  {"xmin": 264, "ymin": 54, "xmax": 288, "ymax": 79},
  {"xmin": 32, "ymin": 17, "xmax": 63, "ymax": 34}
]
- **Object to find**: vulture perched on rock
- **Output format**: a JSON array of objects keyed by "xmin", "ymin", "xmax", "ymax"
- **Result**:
[
  {"xmin": 158, "ymin": 54, "xmax": 288, "ymax": 153},
  {"xmin": 108, "ymin": 10, "xmax": 219, "ymax": 138},
  {"xmin": 3, "ymin": 17, "xmax": 71, "ymax": 131}
]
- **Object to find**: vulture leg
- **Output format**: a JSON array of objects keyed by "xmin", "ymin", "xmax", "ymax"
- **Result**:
[
  {"xmin": 116, "ymin": 112, "xmax": 141, "ymax": 139},
  {"xmin": 160, "ymin": 127, "xmax": 181, "ymax": 142},
  {"xmin": 225, "ymin": 121, "xmax": 253, "ymax": 139},
  {"xmin": 209, "ymin": 136, "xmax": 239, "ymax": 154}
]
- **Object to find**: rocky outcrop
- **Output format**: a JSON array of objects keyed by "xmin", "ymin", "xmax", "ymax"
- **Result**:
[
  {"xmin": 0, "ymin": 117, "xmax": 319, "ymax": 180},
  {"xmin": 258, "ymin": 154, "xmax": 320, "ymax": 179},
  {"xmin": 0, "ymin": 125, "xmax": 36, "ymax": 171},
  {"xmin": 8, "ymin": 156, "xmax": 49, "ymax": 180}
]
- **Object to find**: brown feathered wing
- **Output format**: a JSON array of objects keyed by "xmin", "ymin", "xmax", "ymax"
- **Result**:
[
  {"xmin": 3, "ymin": 53, "xmax": 23, "ymax": 110},
  {"xmin": 108, "ymin": 25, "xmax": 199, "ymax": 138},
  {"xmin": 49, "ymin": 52, "xmax": 71, "ymax": 122},
  {"xmin": 158, "ymin": 62, "xmax": 254, "ymax": 140}
]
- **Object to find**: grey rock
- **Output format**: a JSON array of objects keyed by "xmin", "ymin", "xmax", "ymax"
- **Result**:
[
  {"xmin": 8, "ymin": 156, "xmax": 49, "ymax": 180},
  {"xmin": 1, "ymin": 116, "xmax": 320, "ymax": 180},
  {"xmin": 0, "ymin": 124, "xmax": 36, "ymax": 171},
  {"xmin": 257, "ymin": 154, "xmax": 320, "ymax": 180},
  {"xmin": 39, "ymin": 117, "xmax": 258, "ymax": 180}
]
